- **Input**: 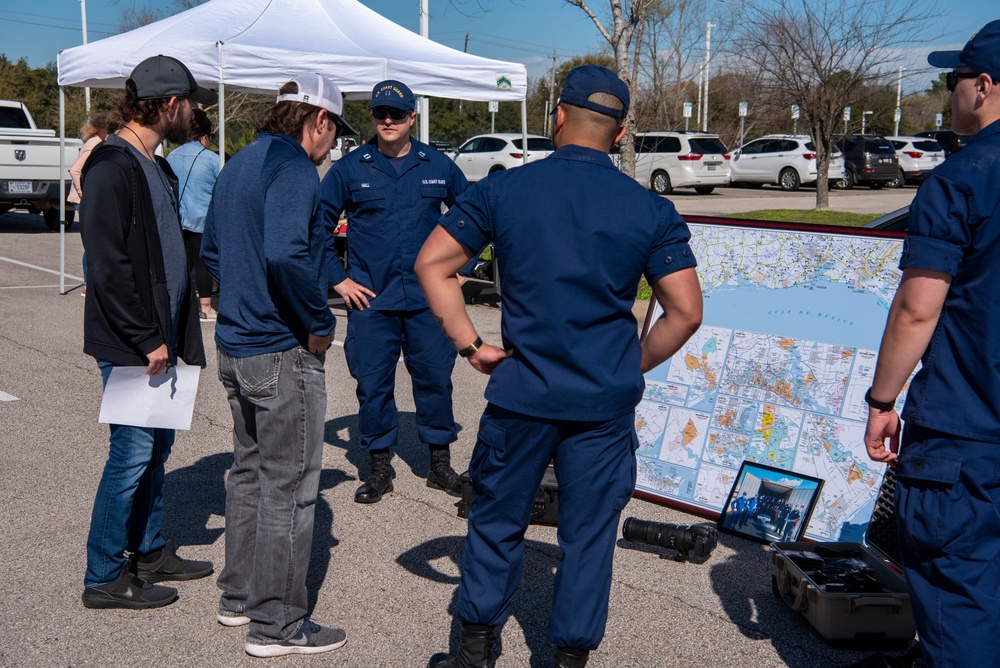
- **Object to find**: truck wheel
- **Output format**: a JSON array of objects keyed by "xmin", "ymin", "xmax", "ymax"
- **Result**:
[
  {"xmin": 42, "ymin": 208, "xmax": 61, "ymax": 232},
  {"xmin": 651, "ymin": 170, "xmax": 672, "ymax": 195},
  {"xmin": 779, "ymin": 168, "xmax": 801, "ymax": 191}
]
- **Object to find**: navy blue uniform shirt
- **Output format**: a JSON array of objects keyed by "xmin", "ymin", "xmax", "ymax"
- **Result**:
[
  {"xmin": 439, "ymin": 144, "xmax": 696, "ymax": 422},
  {"xmin": 321, "ymin": 137, "xmax": 468, "ymax": 310},
  {"xmin": 899, "ymin": 118, "xmax": 1000, "ymax": 442}
]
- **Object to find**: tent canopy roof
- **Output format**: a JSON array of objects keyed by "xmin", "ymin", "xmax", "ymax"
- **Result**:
[{"xmin": 57, "ymin": 0, "xmax": 527, "ymax": 102}]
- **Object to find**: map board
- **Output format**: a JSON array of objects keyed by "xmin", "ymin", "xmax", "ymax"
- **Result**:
[{"xmin": 636, "ymin": 219, "xmax": 908, "ymax": 542}]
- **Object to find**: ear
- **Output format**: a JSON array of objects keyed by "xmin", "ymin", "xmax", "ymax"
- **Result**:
[{"xmin": 613, "ymin": 124, "xmax": 627, "ymax": 146}]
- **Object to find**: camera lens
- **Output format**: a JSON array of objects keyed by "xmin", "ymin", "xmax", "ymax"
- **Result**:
[{"xmin": 622, "ymin": 518, "xmax": 718, "ymax": 558}]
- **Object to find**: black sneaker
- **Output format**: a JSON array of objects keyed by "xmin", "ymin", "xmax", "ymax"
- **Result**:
[
  {"xmin": 245, "ymin": 619, "xmax": 348, "ymax": 658},
  {"xmin": 82, "ymin": 567, "xmax": 178, "ymax": 610},
  {"xmin": 134, "ymin": 546, "xmax": 214, "ymax": 583}
]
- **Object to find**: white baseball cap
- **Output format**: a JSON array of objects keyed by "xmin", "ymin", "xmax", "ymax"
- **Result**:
[{"xmin": 277, "ymin": 74, "xmax": 358, "ymax": 136}]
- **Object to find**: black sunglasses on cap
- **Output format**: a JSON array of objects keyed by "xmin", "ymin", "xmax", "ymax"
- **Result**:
[
  {"xmin": 946, "ymin": 70, "xmax": 996, "ymax": 92},
  {"xmin": 372, "ymin": 107, "xmax": 411, "ymax": 121}
]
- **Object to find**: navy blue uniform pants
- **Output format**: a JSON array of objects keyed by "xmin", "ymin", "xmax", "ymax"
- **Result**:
[
  {"xmin": 896, "ymin": 424, "xmax": 1000, "ymax": 668},
  {"xmin": 344, "ymin": 307, "xmax": 457, "ymax": 451},
  {"xmin": 457, "ymin": 404, "xmax": 637, "ymax": 650}
]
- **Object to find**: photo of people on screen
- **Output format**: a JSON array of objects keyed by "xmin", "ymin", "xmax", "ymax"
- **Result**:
[{"xmin": 719, "ymin": 461, "xmax": 823, "ymax": 544}]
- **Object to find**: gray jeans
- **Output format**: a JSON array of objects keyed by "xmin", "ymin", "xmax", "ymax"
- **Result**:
[{"xmin": 215, "ymin": 345, "xmax": 327, "ymax": 642}]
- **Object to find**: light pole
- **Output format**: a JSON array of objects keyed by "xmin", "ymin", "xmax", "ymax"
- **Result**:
[
  {"xmin": 894, "ymin": 66, "xmax": 905, "ymax": 136},
  {"xmin": 862, "ymin": 110, "xmax": 873, "ymax": 135},
  {"xmin": 78, "ymin": 0, "xmax": 90, "ymax": 114},
  {"xmin": 702, "ymin": 21, "xmax": 716, "ymax": 132}
]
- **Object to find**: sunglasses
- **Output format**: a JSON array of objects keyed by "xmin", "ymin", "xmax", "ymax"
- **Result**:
[
  {"xmin": 371, "ymin": 107, "xmax": 411, "ymax": 121},
  {"xmin": 946, "ymin": 71, "xmax": 987, "ymax": 92}
]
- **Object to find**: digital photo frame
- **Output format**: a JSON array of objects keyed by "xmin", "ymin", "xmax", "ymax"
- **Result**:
[{"xmin": 718, "ymin": 460, "xmax": 824, "ymax": 544}]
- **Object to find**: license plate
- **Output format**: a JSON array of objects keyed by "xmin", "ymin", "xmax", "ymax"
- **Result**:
[
  {"xmin": 707, "ymin": 164, "xmax": 716, "ymax": 171},
  {"xmin": 8, "ymin": 181, "xmax": 31, "ymax": 194}
]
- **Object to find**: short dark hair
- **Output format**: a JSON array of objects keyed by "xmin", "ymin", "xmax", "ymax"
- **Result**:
[
  {"xmin": 119, "ymin": 79, "xmax": 175, "ymax": 127},
  {"xmin": 255, "ymin": 81, "xmax": 322, "ymax": 142}
]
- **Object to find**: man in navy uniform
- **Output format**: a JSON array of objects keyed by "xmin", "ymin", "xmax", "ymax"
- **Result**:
[
  {"xmin": 321, "ymin": 80, "xmax": 469, "ymax": 504},
  {"xmin": 416, "ymin": 65, "xmax": 703, "ymax": 668},
  {"xmin": 864, "ymin": 20, "xmax": 1000, "ymax": 668}
]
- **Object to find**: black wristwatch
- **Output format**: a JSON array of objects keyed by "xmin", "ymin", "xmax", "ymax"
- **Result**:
[
  {"xmin": 864, "ymin": 388, "xmax": 896, "ymax": 412},
  {"xmin": 458, "ymin": 336, "xmax": 483, "ymax": 358}
]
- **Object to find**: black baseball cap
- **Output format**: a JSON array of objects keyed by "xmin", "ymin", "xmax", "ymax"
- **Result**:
[
  {"xmin": 556, "ymin": 65, "xmax": 629, "ymax": 122},
  {"xmin": 128, "ymin": 55, "xmax": 218, "ymax": 105}
]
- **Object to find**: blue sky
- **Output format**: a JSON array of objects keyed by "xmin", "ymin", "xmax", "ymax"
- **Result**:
[{"xmin": 0, "ymin": 0, "xmax": 995, "ymax": 84}]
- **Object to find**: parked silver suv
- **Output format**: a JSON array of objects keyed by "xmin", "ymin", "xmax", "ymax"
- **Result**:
[{"xmin": 615, "ymin": 131, "xmax": 730, "ymax": 195}]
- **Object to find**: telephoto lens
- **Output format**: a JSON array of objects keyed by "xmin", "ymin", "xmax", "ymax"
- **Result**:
[{"xmin": 622, "ymin": 517, "xmax": 718, "ymax": 560}]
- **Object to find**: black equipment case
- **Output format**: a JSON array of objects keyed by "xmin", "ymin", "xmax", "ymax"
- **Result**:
[
  {"xmin": 769, "ymin": 468, "xmax": 916, "ymax": 642},
  {"xmin": 457, "ymin": 463, "xmax": 560, "ymax": 526}
]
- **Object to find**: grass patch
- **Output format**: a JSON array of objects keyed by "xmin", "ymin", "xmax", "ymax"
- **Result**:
[{"xmin": 723, "ymin": 209, "xmax": 881, "ymax": 227}]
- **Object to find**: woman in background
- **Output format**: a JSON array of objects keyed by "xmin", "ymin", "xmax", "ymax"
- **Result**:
[
  {"xmin": 69, "ymin": 111, "xmax": 123, "ymax": 296},
  {"xmin": 166, "ymin": 109, "xmax": 220, "ymax": 320}
]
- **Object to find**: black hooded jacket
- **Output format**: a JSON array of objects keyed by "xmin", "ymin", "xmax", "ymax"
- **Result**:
[{"xmin": 80, "ymin": 141, "xmax": 205, "ymax": 368}]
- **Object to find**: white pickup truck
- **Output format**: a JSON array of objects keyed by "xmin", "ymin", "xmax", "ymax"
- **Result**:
[{"xmin": 0, "ymin": 100, "xmax": 83, "ymax": 230}]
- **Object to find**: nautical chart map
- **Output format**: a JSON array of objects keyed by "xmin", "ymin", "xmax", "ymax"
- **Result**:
[{"xmin": 637, "ymin": 222, "xmax": 906, "ymax": 541}]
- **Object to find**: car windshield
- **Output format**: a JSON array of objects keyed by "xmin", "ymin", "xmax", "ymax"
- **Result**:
[
  {"xmin": 511, "ymin": 138, "xmax": 554, "ymax": 151},
  {"xmin": 913, "ymin": 140, "xmax": 943, "ymax": 152},
  {"xmin": 868, "ymin": 140, "xmax": 895, "ymax": 153},
  {"xmin": 688, "ymin": 138, "xmax": 728, "ymax": 154}
]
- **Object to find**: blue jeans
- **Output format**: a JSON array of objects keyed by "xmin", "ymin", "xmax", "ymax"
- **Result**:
[
  {"xmin": 457, "ymin": 405, "xmax": 638, "ymax": 650},
  {"xmin": 215, "ymin": 345, "xmax": 327, "ymax": 643},
  {"xmin": 84, "ymin": 360, "xmax": 173, "ymax": 588}
]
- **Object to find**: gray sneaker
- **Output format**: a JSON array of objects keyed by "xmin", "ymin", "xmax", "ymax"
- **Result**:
[
  {"xmin": 217, "ymin": 610, "xmax": 251, "ymax": 627},
  {"xmin": 245, "ymin": 619, "xmax": 347, "ymax": 658}
]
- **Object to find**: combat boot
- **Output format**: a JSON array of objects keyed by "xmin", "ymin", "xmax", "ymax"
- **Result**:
[
  {"xmin": 554, "ymin": 647, "xmax": 589, "ymax": 667},
  {"xmin": 354, "ymin": 449, "xmax": 393, "ymax": 504},
  {"xmin": 426, "ymin": 445, "xmax": 463, "ymax": 497},
  {"xmin": 427, "ymin": 622, "xmax": 496, "ymax": 668}
]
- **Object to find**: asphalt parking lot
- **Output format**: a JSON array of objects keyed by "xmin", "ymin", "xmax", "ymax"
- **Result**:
[{"xmin": 0, "ymin": 198, "xmax": 913, "ymax": 667}]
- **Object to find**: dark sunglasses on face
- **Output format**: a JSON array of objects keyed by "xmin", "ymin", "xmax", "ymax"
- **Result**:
[
  {"xmin": 371, "ymin": 107, "xmax": 411, "ymax": 121},
  {"xmin": 946, "ymin": 71, "xmax": 993, "ymax": 92}
]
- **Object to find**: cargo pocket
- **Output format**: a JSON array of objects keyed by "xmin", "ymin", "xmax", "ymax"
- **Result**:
[
  {"xmin": 612, "ymin": 428, "xmax": 639, "ymax": 512},
  {"xmin": 469, "ymin": 416, "xmax": 506, "ymax": 501},
  {"xmin": 897, "ymin": 453, "xmax": 973, "ymax": 558},
  {"xmin": 232, "ymin": 352, "xmax": 282, "ymax": 401}
]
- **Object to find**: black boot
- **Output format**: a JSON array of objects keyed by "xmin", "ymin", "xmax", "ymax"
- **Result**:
[
  {"xmin": 426, "ymin": 445, "xmax": 463, "ymax": 497},
  {"xmin": 554, "ymin": 647, "xmax": 589, "ymax": 668},
  {"xmin": 428, "ymin": 622, "xmax": 496, "ymax": 668},
  {"xmin": 354, "ymin": 449, "xmax": 393, "ymax": 504}
]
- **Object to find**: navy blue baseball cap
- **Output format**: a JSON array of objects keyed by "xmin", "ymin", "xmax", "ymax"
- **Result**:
[
  {"xmin": 370, "ymin": 80, "xmax": 415, "ymax": 111},
  {"xmin": 557, "ymin": 65, "xmax": 629, "ymax": 122},
  {"xmin": 928, "ymin": 20, "xmax": 1000, "ymax": 79}
]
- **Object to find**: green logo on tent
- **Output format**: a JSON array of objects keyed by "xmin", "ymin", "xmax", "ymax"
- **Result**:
[{"xmin": 496, "ymin": 74, "xmax": 513, "ymax": 90}]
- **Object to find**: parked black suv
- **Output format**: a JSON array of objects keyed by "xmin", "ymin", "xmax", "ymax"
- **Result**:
[
  {"xmin": 833, "ymin": 134, "xmax": 899, "ymax": 189},
  {"xmin": 915, "ymin": 130, "xmax": 971, "ymax": 156}
]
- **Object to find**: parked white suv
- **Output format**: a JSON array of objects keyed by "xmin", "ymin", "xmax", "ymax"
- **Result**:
[
  {"xmin": 615, "ymin": 131, "xmax": 730, "ymax": 195},
  {"xmin": 452, "ymin": 133, "xmax": 554, "ymax": 182},
  {"xmin": 729, "ymin": 135, "xmax": 845, "ymax": 191},
  {"xmin": 885, "ymin": 136, "xmax": 945, "ymax": 188}
]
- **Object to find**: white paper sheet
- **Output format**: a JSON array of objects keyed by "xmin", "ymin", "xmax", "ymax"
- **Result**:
[{"xmin": 98, "ymin": 365, "xmax": 201, "ymax": 430}]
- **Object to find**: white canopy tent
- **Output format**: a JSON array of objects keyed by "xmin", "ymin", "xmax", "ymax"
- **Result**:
[{"xmin": 54, "ymin": 0, "xmax": 529, "ymax": 292}]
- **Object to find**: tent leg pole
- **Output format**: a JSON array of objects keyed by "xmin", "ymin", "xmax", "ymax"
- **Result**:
[
  {"xmin": 59, "ymin": 87, "xmax": 66, "ymax": 295},
  {"xmin": 521, "ymin": 100, "xmax": 528, "ymax": 166}
]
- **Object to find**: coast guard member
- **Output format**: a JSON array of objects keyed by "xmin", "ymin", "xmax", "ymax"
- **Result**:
[
  {"xmin": 321, "ymin": 80, "xmax": 469, "ymax": 504},
  {"xmin": 864, "ymin": 20, "xmax": 1000, "ymax": 668},
  {"xmin": 415, "ymin": 65, "xmax": 703, "ymax": 668}
]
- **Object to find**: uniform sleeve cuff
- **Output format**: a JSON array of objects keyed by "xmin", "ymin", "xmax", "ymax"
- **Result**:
[
  {"xmin": 646, "ymin": 241, "xmax": 697, "ymax": 283},
  {"xmin": 899, "ymin": 236, "xmax": 962, "ymax": 276}
]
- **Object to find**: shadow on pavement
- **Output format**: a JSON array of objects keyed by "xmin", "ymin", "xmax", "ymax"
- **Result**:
[{"xmin": 397, "ymin": 534, "xmax": 562, "ymax": 667}]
